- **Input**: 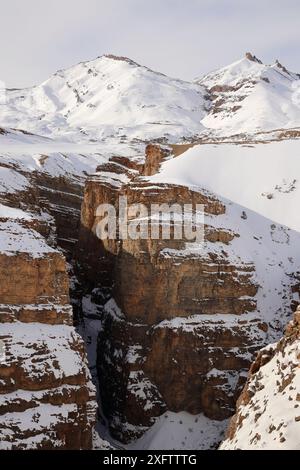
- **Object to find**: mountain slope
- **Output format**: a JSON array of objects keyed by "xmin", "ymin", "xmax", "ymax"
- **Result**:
[
  {"xmin": 147, "ymin": 140, "xmax": 300, "ymax": 340},
  {"xmin": 220, "ymin": 307, "xmax": 300, "ymax": 450},
  {"xmin": 2, "ymin": 53, "xmax": 300, "ymax": 144},
  {"xmin": 1, "ymin": 55, "xmax": 208, "ymax": 143},
  {"xmin": 196, "ymin": 52, "xmax": 300, "ymax": 136}
]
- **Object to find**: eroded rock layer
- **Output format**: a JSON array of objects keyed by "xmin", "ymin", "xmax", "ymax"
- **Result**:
[
  {"xmin": 76, "ymin": 144, "xmax": 268, "ymax": 442},
  {"xmin": 0, "ymin": 211, "xmax": 96, "ymax": 449}
]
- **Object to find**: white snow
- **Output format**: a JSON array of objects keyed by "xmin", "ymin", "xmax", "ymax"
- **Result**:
[
  {"xmin": 129, "ymin": 411, "xmax": 228, "ymax": 450},
  {"xmin": 0, "ymin": 167, "xmax": 30, "ymax": 194},
  {"xmin": 0, "ymin": 322, "xmax": 87, "ymax": 380},
  {"xmin": 0, "ymin": 220, "xmax": 57, "ymax": 257},
  {"xmin": 0, "ymin": 203, "xmax": 32, "ymax": 220},
  {"xmin": 197, "ymin": 55, "xmax": 300, "ymax": 136},
  {"xmin": 220, "ymin": 336, "xmax": 300, "ymax": 449},
  {"xmin": 0, "ymin": 55, "xmax": 208, "ymax": 143},
  {"xmin": 149, "ymin": 140, "xmax": 300, "ymax": 232},
  {"xmin": 1, "ymin": 54, "xmax": 300, "ymax": 144}
]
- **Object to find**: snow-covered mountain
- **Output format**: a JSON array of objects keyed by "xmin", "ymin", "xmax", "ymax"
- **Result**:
[
  {"xmin": 197, "ymin": 52, "xmax": 300, "ymax": 136},
  {"xmin": 0, "ymin": 55, "xmax": 208, "ymax": 143},
  {"xmin": 1, "ymin": 52, "xmax": 300, "ymax": 145}
]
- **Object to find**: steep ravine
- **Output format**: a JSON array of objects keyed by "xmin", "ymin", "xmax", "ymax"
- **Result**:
[
  {"xmin": 1, "ymin": 140, "xmax": 298, "ymax": 450},
  {"xmin": 74, "ymin": 143, "xmax": 298, "ymax": 448}
]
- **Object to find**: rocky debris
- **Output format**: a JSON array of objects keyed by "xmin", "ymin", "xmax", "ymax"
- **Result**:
[{"xmin": 220, "ymin": 307, "xmax": 300, "ymax": 449}]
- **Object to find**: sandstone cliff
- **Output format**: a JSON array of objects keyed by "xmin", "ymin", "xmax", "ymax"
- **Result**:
[
  {"xmin": 0, "ymin": 206, "xmax": 96, "ymax": 449},
  {"xmin": 76, "ymin": 144, "xmax": 279, "ymax": 445}
]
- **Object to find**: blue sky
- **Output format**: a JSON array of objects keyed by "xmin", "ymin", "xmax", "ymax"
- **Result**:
[{"xmin": 1, "ymin": 0, "xmax": 299, "ymax": 87}]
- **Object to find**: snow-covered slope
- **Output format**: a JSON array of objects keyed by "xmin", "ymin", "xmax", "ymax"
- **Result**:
[
  {"xmin": 150, "ymin": 140, "xmax": 300, "ymax": 231},
  {"xmin": 146, "ymin": 140, "xmax": 300, "ymax": 339},
  {"xmin": 2, "ymin": 53, "xmax": 300, "ymax": 144},
  {"xmin": 197, "ymin": 53, "xmax": 300, "ymax": 136},
  {"xmin": 0, "ymin": 55, "xmax": 208, "ymax": 143},
  {"xmin": 220, "ymin": 308, "xmax": 300, "ymax": 450},
  {"xmin": 1, "ymin": 51, "xmax": 300, "ymax": 450},
  {"xmin": 129, "ymin": 412, "xmax": 227, "ymax": 450}
]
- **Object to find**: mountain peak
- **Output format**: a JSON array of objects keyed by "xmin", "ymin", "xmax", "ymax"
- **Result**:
[
  {"xmin": 245, "ymin": 52, "xmax": 263, "ymax": 64},
  {"xmin": 274, "ymin": 59, "xmax": 291, "ymax": 75},
  {"xmin": 102, "ymin": 54, "xmax": 141, "ymax": 67}
]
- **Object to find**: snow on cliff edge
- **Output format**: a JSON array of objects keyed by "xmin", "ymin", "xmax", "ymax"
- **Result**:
[{"xmin": 220, "ymin": 307, "xmax": 300, "ymax": 450}]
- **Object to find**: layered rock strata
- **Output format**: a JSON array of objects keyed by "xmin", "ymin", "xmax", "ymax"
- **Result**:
[
  {"xmin": 76, "ymin": 144, "xmax": 268, "ymax": 442},
  {"xmin": 0, "ymin": 210, "xmax": 96, "ymax": 449}
]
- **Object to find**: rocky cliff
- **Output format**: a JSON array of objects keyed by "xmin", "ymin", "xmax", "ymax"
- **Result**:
[
  {"xmin": 0, "ymin": 206, "xmax": 96, "ymax": 449},
  {"xmin": 76, "ymin": 144, "xmax": 275, "ymax": 444},
  {"xmin": 220, "ymin": 307, "xmax": 300, "ymax": 450}
]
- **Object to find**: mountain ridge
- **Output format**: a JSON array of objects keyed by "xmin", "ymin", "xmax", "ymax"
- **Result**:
[{"xmin": 1, "ymin": 52, "xmax": 300, "ymax": 144}]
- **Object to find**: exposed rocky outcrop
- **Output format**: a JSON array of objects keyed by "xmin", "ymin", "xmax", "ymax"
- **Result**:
[
  {"xmin": 33, "ymin": 171, "xmax": 84, "ymax": 255},
  {"xmin": 0, "ymin": 209, "xmax": 96, "ymax": 449},
  {"xmin": 245, "ymin": 52, "xmax": 262, "ymax": 64},
  {"xmin": 220, "ymin": 307, "xmax": 300, "ymax": 449},
  {"xmin": 76, "ymin": 144, "xmax": 270, "ymax": 443},
  {"xmin": 142, "ymin": 144, "xmax": 172, "ymax": 176}
]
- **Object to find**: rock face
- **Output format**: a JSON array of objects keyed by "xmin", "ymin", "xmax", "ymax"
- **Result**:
[
  {"xmin": 0, "ymin": 211, "xmax": 96, "ymax": 449},
  {"xmin": 33, "ymin": 172, "xmax": 84, "ymax": 255},
  {"xmin": 76, "ymin": 144, "xmax": 270, "ymax": 442},
  {"xmin": 220, "ymin": 307, "xmax": 300, "ymax": 450}
]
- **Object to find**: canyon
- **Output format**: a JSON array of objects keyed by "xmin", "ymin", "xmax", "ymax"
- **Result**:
[{"xmin": 0, "ymin": 52, "xmax": 300, "ymax": 449}]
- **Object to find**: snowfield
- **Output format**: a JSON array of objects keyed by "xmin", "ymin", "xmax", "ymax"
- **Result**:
[{"xmin": 149, "ymin": 140, "xmax": 300, "ymax": 232}]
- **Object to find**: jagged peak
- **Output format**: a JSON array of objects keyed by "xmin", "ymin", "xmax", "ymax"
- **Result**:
[
  {"xmin": 274, "ymin": 59, "xmax": 291, "ymax": 75},
  {"xmin": 102, "ymin": 54, "xmax": 141, "ymax": 67},
  {"xmin": 244, "ymin": 52, "xmax": 263, "ymax": 64}
]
